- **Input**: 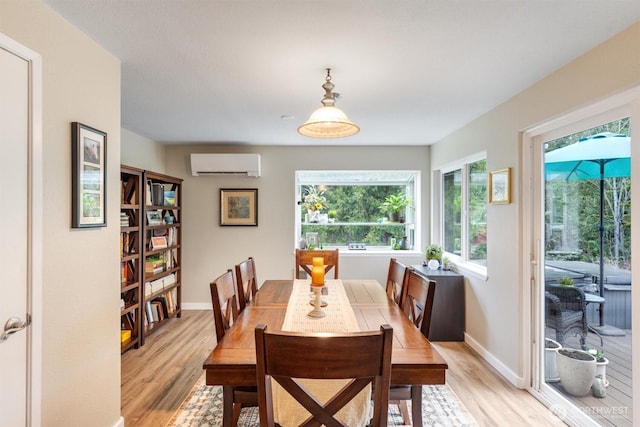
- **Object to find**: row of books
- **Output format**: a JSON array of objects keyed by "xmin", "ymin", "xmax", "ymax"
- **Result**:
[
  {"xmin": 120, "ymin": 212, "xmax": 130, "ymax": 227},
  {"xmin": 144, "ymin": 288, "xmax": 178, "ymax": 324},
  {"xmin": 120, "ymin": 232, "xmax": 138, "ymax": 256},
  {"xmin": 145, "ymin": 181, "xmax": 177, "ymax": 206},
  {"xmin": 121, "ymin": 260, "xmax": 136, "ymax": 284},
  {"xmin": 144, "ymin": 272, "xmax": 177, "ymax": 297}
]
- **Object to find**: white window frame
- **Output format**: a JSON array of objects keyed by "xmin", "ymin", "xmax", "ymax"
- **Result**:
[
  {"xmin": 436, "ymin": 152, "xmax": 488, "ymax": 279},
  {"xmin": 294, "ymin": 170, "xmax": 421, "ymax": 253}
]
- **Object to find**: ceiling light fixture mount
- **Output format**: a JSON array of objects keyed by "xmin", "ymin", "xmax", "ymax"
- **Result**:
[{"xmin": 297, "ymin": 68, "xmax": 360, "ymax": 138}]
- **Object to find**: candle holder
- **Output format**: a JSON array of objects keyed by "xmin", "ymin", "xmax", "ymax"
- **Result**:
[{"xmin": 308, "ymin": 285, "xmax": 326, "ymax": 318}]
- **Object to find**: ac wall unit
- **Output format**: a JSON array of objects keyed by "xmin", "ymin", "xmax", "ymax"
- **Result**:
[{"xmin": 190, "ymin": 153, "xmax": 261, "ymax": 177}]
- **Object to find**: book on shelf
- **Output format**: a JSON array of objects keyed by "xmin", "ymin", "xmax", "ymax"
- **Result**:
[
  {"xmin": 120, "ymin": 329, "xmax": 132, "ymax": 343},
  {"xmin": 164, "ymin": 190, "xmax": 176, "ymax": 206}
]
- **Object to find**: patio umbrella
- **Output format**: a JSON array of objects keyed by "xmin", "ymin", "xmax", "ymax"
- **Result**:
[{"xmin": 544, "ymin": 132, "xmax": 630, "ymax": 333}]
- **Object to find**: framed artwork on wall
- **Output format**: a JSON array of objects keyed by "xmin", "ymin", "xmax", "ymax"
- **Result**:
[
  {"xmin": 489, "ymin": 167, "xmax": 511, "ymax": 204},
  {"xmin": 71, "ymin": 122, "xmax": 107, "ymax": 228},
  {"xmin": 220, "ymin": 188, "xmax": 258, "ymax": 226}
]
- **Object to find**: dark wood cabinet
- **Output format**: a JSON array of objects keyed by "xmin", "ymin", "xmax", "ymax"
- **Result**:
[{"xmin": 411, "ymin": 265, "xmax": 465, "ymax": 341}]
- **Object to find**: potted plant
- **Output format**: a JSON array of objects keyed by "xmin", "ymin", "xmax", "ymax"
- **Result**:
[
  {"xmin": 425, "ymin": 244, "xmax": 442, "ymax": 261},
  {"xmin": 380, "ymin": 192, "xmax": 410, "ymax": 222},
  {"xmin": 556, "ymin": 348, "xmax": 597, "ymax": 396},
  {"xmin": 442, "ymin": 256, "xmax": 451, "ymax": 270},
  {"xmin": 328, "ymin": 209, "xmax": 337, "ymax": 223},
  {"xmin": 558, "ymin": 276, "xmax": 574, "ymax": 287},
  {"xmin": 588, "ymin": 348, "xmax": 609, "ymax": 384},
  {"xmin": 544, "ymin": 338, "xmax": 562, "ymax": 382}
]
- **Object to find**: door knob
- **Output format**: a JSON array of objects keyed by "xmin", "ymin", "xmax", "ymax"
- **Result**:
[{"xmin": 0, "ymin": 316, "xmax": 30, "ymax": 343}]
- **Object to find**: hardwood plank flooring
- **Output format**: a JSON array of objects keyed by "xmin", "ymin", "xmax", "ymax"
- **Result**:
[{"xmin": 122, "ymin": 310, "xmax": 564, "ymax": 426}]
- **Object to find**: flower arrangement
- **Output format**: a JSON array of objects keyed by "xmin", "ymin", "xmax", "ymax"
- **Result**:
[{"xmin": 301, "ymin": 185, "xmax": 327, "ymax": 212}]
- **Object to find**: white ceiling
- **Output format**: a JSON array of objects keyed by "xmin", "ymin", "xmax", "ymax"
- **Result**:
[{"xmin": 44, "ymin": 1, "xmax": 640, "ymax": 146}]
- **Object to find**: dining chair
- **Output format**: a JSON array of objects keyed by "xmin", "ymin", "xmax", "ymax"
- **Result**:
[
  {"xmin": 391, "ymin": 268, "xmax": 437, "ymax": 427},
  {"xmin": 234, "ymin": 257, "xmax": 258, "ymax": 312},
  {"xmin": 386, "ymin": 257, "xmax": 408, "ymax": 306},
  {"xmin": 209, "ymin": 269, "xmax": 258, "ymax": 427},
  {"xmin": 254, "ymin": 323, "xmax": 393, "ymax": 427},
  {"xmin": 295, "ymin": 248, "xmax": 339, "ymax": 279}
]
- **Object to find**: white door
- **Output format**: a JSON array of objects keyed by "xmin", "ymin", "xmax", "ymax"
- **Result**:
[{"xmin": 0, "ymin": 35, "xmax": 42, "ymax": 427}]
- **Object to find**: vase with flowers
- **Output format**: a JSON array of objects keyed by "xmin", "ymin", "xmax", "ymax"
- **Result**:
[{"xmin": 301, "ymin": 185, "xmax": 327, "ymax": 223}]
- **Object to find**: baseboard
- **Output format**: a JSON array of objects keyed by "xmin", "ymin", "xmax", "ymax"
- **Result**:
[
  {"xmin": 182, "ymin": 302, "xmax": 212, "ymax": 310},
  {"xmin": 464, "ymin": 332, "xmax": 528, "ymax": 388},
  {"xmin": 113, "ymin": 416, "xmax": 125, "ymax": 427}
]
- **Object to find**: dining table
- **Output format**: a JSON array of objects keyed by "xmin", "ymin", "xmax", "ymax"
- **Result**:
[{"xmin": 202, "ymin": 278, "xmax": 449, "ymax": 422}]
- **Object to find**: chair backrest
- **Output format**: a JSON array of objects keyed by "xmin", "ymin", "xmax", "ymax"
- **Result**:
[
  {"xmin": 295, "ymin": 248, "xmax": 339, "ymax": 279},
  {"xmin": 400, "ymin": 268, "xmax": 436, "ymax": 338},
  {"xmin": 546, "ymin": 286, "xmax": 586, "ymax": 311},
  {"xmin": 235, "ymin": 257, "xmax": 258, "ymax": 311},
  {"xmin": 254, "ymin": 323, "xmax": 393, "ymax": 427},
  {"xmin": 385, "ymin": 258, "xmax": 408, "ymax": 306},
  {"xmin": 209, "ymin": 269, "xmax": 240, "ymax": 342}
]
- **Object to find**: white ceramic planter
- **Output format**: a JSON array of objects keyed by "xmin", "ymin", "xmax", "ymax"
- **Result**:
[
  {"xmin": 556, "ymin": 348, "xmax": 597, "ymax": 396},
  {"xmin": 544, "ymin": 338, "xmax": 562, "ymax": 382}
]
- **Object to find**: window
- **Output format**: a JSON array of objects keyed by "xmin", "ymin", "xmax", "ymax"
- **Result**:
[
  {"xmin": 442, "ymin": 157, "xmax": 487, "ymax": 266},
  {"xmin": 295, "ymin": 171, "xmax": 420, "ymax": 251}
]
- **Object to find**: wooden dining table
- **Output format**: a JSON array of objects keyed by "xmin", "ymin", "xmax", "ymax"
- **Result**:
[{"xmin": 203, "ymin": 279, "xmax": 448, "ymax": 389}]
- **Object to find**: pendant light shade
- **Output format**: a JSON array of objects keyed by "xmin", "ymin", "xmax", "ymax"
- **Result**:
[{"xmin": 297, "ymin": 69, "xmax": 359, "ymax": 138}]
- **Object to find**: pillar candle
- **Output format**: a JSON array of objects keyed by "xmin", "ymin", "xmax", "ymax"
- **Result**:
[
  {"xmin": 311, "ymin": 265, "xmax": 325, "ymax": 286},
  {"xmin": 312, "ymin": 257, "xmax": 324, "ymax": 267}
]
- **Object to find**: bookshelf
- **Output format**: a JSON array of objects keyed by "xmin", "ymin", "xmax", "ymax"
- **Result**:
[
  {"xmin": 120, "ymin": 165, "xmax": 144, "ymax": 353},
  {"xmin": 141, "ymin": 171, "xmax": 183, "ymax": 341}
]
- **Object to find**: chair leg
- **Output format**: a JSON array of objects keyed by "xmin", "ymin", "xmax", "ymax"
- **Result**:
[
  {"xmin": 232, "ymin": 403, "xmax": 242, "ymax": 427},
  {"xmin": 398, "ymin": 400, "xmax": 412, "ymax": 426},
  {"xmin": 222, "ymin": 386, "xmax": 234, "ymax": 427},
  {"xmin": 411, "ymin": 385, "xmax": 422, "ymax": 427}
]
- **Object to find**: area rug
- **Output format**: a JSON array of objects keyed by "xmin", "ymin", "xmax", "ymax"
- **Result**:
[{"xmin": 167, "ymin": 374, "xmax": 476, "ymax": 426}]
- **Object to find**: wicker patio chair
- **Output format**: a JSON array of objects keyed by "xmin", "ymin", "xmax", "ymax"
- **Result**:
[{"xmin": 545, "ymin": 286, "xmax": 588, "ymax": 349}]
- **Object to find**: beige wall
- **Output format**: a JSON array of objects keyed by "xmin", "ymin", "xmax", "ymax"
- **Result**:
[
  {"xmin": 0, "ymin": 1, "xmax": 122, "ymax": 426},
  {"xmin": 121, "ymin": 128, "xmax": 166, "ymax": 173},
  {"xmin": 431, "ymin": 22, "xmax": 640, "ymax": 379},
  {"xmin": 164, "ymin": 145, "xmax": 430, "ymax": 306}
]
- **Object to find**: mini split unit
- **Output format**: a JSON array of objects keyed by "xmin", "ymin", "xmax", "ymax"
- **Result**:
[{"xmin": 190, "ymin": 153, "xmax": 261, "ymax": 177}]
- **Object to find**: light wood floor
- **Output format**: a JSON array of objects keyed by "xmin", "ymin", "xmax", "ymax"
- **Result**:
[{"xmin": 121, "ymin": 310, "xmax": 566, "ymax": 427}]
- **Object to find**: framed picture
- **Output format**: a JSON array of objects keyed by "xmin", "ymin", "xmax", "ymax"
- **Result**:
[
  {"xmin": 71, "ymin": 122, "xmax": 107, "ymax": 228},
  {"xmin": 489, "ymin": 168, "xmax": 511, "ymax": 204},
  {"xmin": 146, "ymin": 210, "xmax": 163, "ymax": 225},
  {"xmin": 220, "ymin": 188, "xmax": 258, "ymax": 226}
]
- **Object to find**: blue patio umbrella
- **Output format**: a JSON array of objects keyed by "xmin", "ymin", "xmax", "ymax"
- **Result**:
[{"xmin": 545, "ymin": 132, "xmax": 630, "ymax": 332}]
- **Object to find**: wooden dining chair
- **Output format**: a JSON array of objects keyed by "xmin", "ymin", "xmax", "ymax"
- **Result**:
[
  {"xmin": 391, "ymin": 268, "xmax": 437, "ymax": 426},
  {"xmin": 254, "ymin": 323, "xmax": 393, "ymax": 427},
  {"xmin": 209, "ymin": 269, "xmax": 258, "ymax": 427},
  {"xmin": 386, "ymin": 258, "xmax": 408, "ymax": 306},
  {"xmin": 295, "ymin": 248, "xmax": 339, "ymax": 279},
  {"xmin": 234, "ymin": 257, "xmax": 258, "ymax": 312}
]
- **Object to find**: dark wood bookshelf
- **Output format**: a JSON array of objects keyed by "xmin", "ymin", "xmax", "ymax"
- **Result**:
[
  {"xmin": 120, "ymin": 165, "xmax": 144, "ymax": 354},
  {"xmin": 141, "ymin": 170, "xmax": 183, "ymax": 343}
]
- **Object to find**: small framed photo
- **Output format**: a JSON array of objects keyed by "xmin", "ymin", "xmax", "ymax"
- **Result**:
[
  {"xmin": 71, "ymin": 122, "xmax": 107, "ymax": 228},
  {"xmin": 306, "ymin": 232, "xmax": 319, "ymax": 248},
  {"xmin": 220, "ymin": 188, "xmax": 258, "ymax": 226},
  {"xmin": 150, "ymin": 236, "xmax": 168, "ymax": 250},
  {"xmin": 489, "ymin": 168, "xmax": 511, "ymax": 204},
  {"xmin": 146, "ymin": 210, "xmax": 163, "ymax": 225}
]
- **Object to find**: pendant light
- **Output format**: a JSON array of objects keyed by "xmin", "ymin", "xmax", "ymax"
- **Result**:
[{"xmin": 297, "ymin": 68, "xmax": 360, "ymax": 138}]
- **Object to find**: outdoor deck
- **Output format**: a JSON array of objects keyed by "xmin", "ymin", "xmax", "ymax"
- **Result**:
[{"xmin": 547, "ymin": 328, "xmax": 633, "ymax": 426}]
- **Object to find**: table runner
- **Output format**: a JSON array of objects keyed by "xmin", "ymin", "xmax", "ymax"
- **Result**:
[{"xmin": 272, "ymin": 279, "xmax": 372, "ymax": 426}]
